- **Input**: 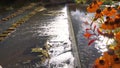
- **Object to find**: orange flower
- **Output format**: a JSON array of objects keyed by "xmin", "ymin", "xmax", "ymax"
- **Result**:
[
  {"xmin": 97, "ymin": 1, "xmax": 103, "ymax": 5},
  {"xmin": 87, "ymin": 6, "xmax": 98, "ymax": 13},
  {"xmin": 103, "ymin": 51, "xmax": 116, "ymax": 66},
  {"xmin": 94, "ymin": 9, "xmax": 103, "ymax": 19},
  {"xmin": 114, "ymin": 45, "xmax": 120, "ymax": 58},
  {"xmin": 107, "ymin": 25, "xmax": 114, "ymax": 30},
  {"xmin": 102, "ymin": 7, "xmax": 117, "ymax": 17},
  {"xmin": 101, "ymin": 24, "xmax": 107, "ymax": 29},
  {"xmin": 115, "ymin": 32, "xmax": 120, "ymax": 42},
  {"xmin": 93, "ymin": 57, "xmax": 109, "ymax": 68},
  {"xmin": 95, "ymin": 12, "xmax": 103, "ymax": 18},
  {"xmin": 114, "ymin": 24, "xmax": 118, "ymax": 29},
  {"xmin": 114, "ymin": 45, "xmax": 120, "ymax": 51},
  {"xmin": 106, "ymin": 16, "xmax": 114, "ymax": 24},
  {"xmin": 112, "ymin": 60, "xmax": 120, "ymax": 68},
  {"xmin": 114, "ymin": 14, "xmax": 120, "ymax": 26},
  {"xmin": 115, "ymin": 14, "xmax": 120, "ymax": 19},
  {"xmin": 87, "ymin": 1, "xmax": 100, "ymax": 13}
]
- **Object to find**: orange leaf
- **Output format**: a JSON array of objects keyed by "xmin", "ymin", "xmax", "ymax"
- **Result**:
[
  {"xmin": 84, "ymin": 32, "xmax": 93, "ymax": 39},
  {"xmin": 97, "ymin": 28, "xmax": 104, "ymax": 35},
  {"xmin": 88, "ymin": 39, "xmax": 97, "ymax": 46},
  {"xmin": 86, "ymin": 28, "xmax": 91, "ymax": 32},
  {"xmin": 93, "ymin": 25, "xmax": 96, "ymax": 32}
]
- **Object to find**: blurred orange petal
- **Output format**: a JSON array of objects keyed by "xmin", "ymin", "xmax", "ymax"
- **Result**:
[{"xmin": 84, "ymin": 32, "xmax": 93, "ymax": 39}]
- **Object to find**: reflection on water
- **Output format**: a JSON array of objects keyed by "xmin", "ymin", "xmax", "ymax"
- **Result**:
[
  {"xmin": 35, "ymin": 5, "xmax": 74, "ymax": 68},
  {"xmin": 70, "ymin": 7, "xmax": 114, "ymax": 68}
]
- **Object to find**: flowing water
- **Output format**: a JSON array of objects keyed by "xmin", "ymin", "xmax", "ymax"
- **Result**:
[{"xmin": 0, "ymin": 5, "xmax": 74, "ymax": 68}]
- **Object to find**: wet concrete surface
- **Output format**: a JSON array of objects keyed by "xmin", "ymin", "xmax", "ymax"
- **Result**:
[{"xmin": 0, "ymin": 4, "xmax": 75, "ymax": 68}]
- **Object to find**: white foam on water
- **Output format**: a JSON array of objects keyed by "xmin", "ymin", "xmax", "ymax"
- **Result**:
[
  {"xmin": 48, "ymin": 52, "xmax": 74, "ymax": 68},
  {"xmin": 46, "ymin": 5, "xmax": 74, "ymax": 68}
]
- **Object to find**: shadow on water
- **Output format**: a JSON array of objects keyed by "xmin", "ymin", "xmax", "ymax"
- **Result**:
[{"xmin": 69, "ymin": 4, "xmax": 101, "ymax": 68}]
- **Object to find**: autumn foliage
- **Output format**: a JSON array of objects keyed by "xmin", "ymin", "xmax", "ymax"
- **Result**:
[{"xmin": 84, "ymin": 0, "xmax": 120, "ymax": 68}]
